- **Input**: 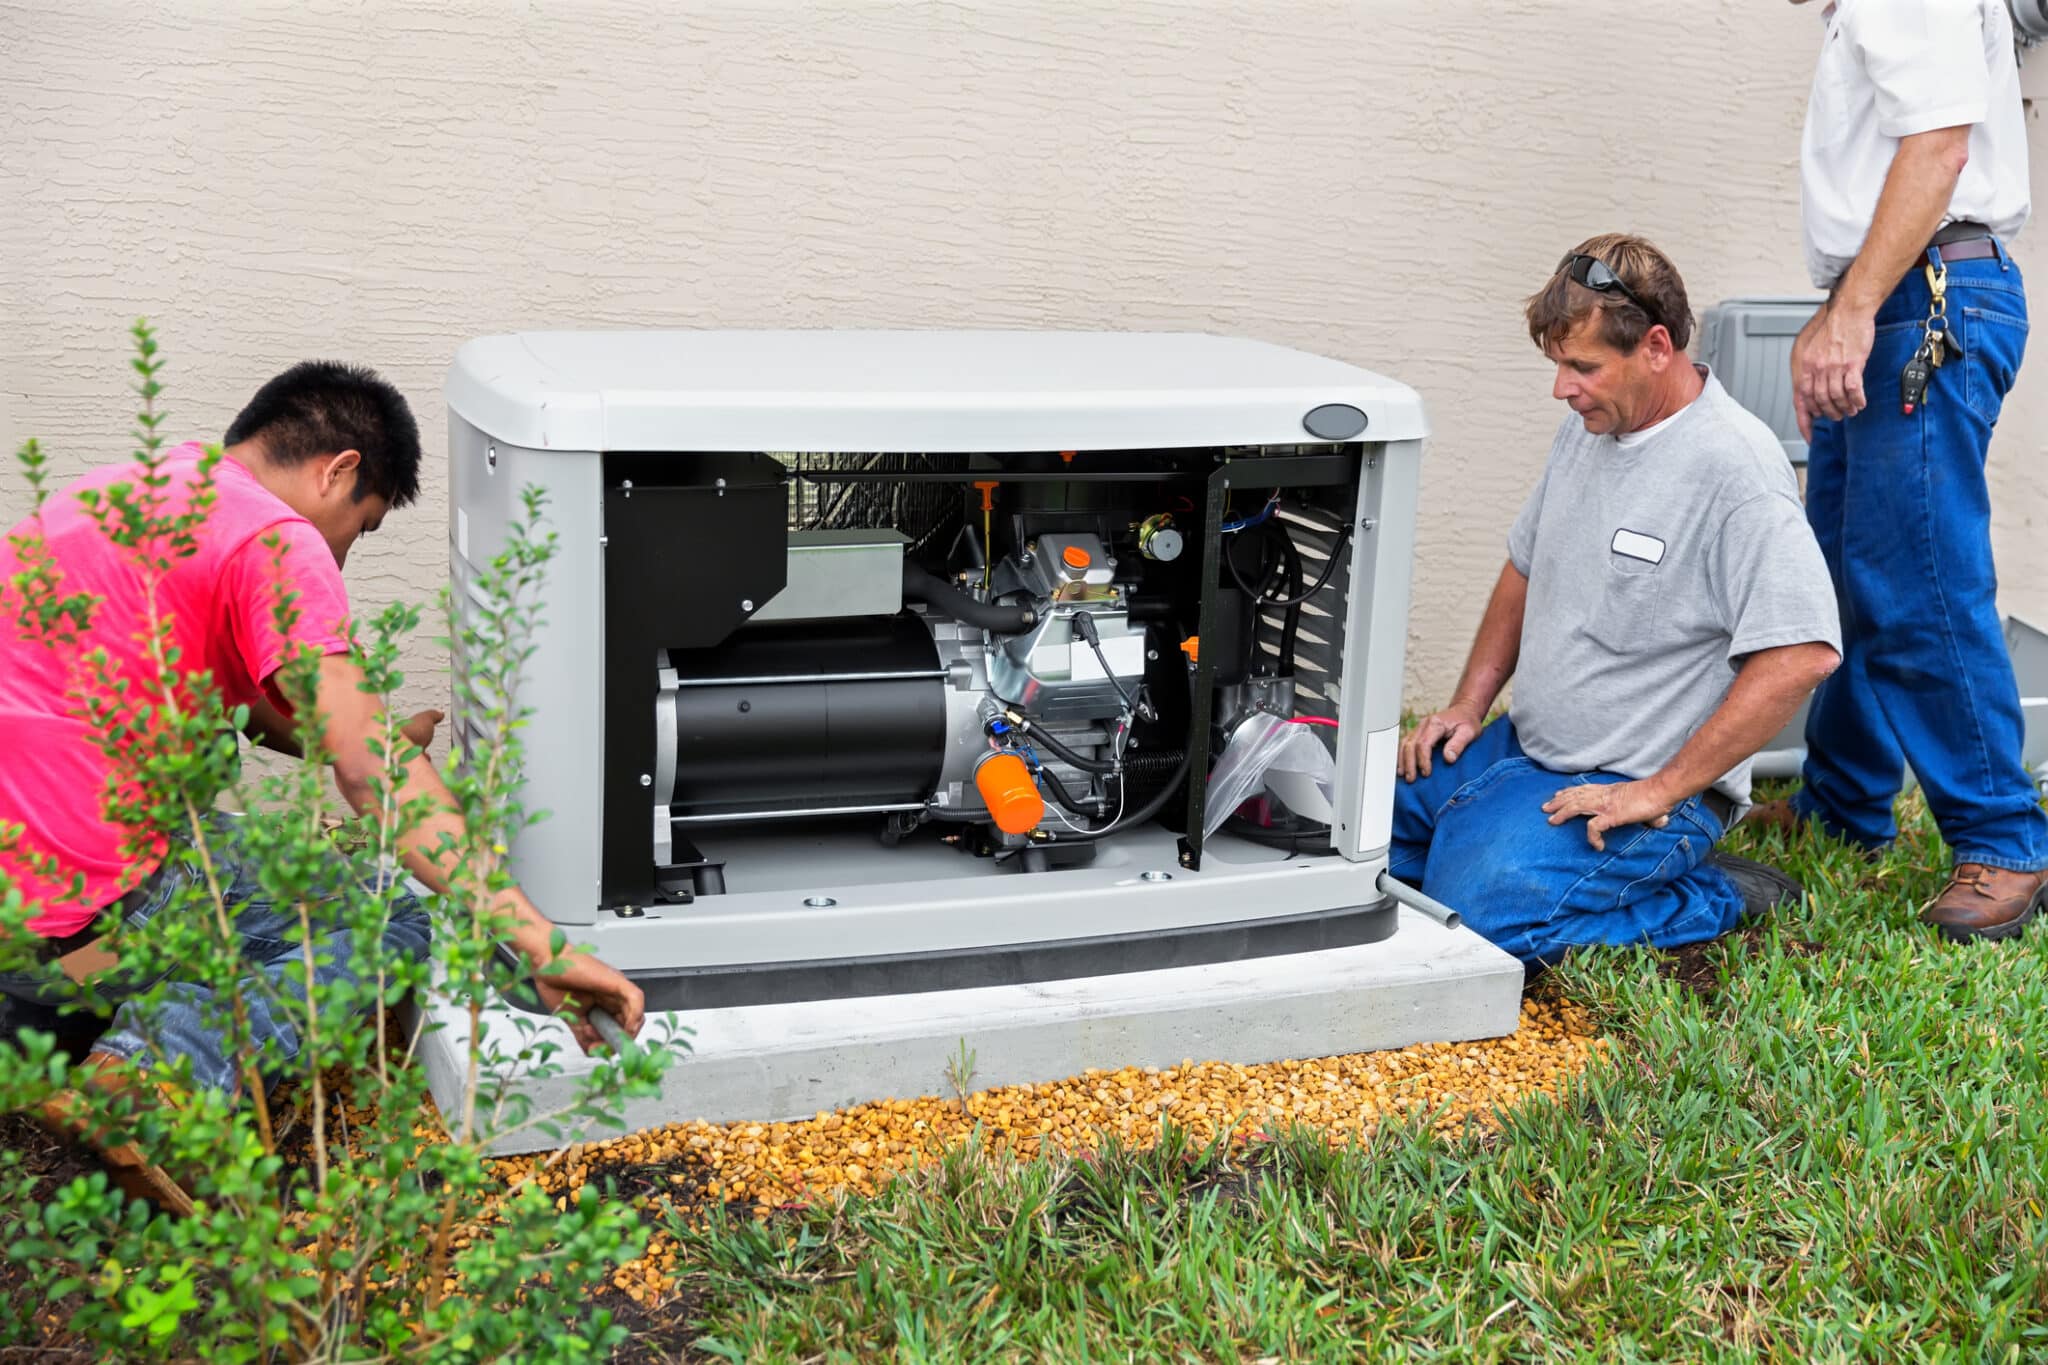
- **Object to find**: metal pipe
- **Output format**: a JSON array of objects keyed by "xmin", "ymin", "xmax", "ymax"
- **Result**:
[
  {"xmin": 1375, "ymin": 869, "xmax": 1462, "ymax": 931},
  {"xmin": 671, "ymin": 801, "xmax": 927, "ymax": 825},
  {"xmin": 671, "ymin": 669, "xmax": 944, "ymax": 687},
  {"xmin": 590, "ymin": 1008, "xmax": 633, "ymax": 1052}
]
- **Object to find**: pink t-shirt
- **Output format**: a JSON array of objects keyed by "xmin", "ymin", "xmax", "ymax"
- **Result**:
[{"xmin": 0, "ymin": 444, "xmax": 354, "ymax": 936}]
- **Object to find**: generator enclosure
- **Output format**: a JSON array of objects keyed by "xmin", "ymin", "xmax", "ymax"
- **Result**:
[{"xmin": 445, "ymin": 331, "xmax": 1427, "ymax": 1009}]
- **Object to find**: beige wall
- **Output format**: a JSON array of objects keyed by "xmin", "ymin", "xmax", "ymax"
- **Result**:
[{"xmin": 5, "ymin": 0, "xmax": 2046, "ymax": 723}]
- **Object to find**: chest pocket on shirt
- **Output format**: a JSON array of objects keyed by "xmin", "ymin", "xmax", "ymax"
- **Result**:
[
  {"xmin": 1806, "ymin": 33, "xmax": 1861, "ymax": 150},
  {"xmin": 1583, "ymin": 529, "xmax": 1668, "ymax": 653}
]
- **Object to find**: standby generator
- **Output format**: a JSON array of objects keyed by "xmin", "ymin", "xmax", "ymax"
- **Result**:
[{"xmin": 445, "ymin": 331, "xmax": 1427, "ymax": 1011}]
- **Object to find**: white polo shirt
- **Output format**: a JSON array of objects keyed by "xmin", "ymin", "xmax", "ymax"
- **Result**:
[{"xmin": 1800, "ymin": 0, "xmax": 2031, "ymax": 288}]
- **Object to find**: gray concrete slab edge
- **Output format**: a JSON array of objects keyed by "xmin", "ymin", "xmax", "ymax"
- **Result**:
[{"xmin": 411, "ymin": 908, "xmax": 1525, "ymax": 1155}]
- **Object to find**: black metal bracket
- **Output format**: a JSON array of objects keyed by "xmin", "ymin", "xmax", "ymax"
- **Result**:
[
  {"xmin": 655, "ymin": 832, "xmax": 728, "ymax": 903},
  {"xmin": 1179, "ymin": 461, "xmax": 1231, "ymax": 870},
  {"xmin": 599, "ymin": 452, "xmax": 787, "ymax": 908}
]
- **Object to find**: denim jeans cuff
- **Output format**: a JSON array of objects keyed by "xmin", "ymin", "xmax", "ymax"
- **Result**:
[
  {"xmin": 82, "ymin": 1034, "xmax": 146, "ymax": 1066},
  {"xmin": 1789, "ymin": 792, "xmax": 1895, "ymax": 852},
  {"xmin": 1946, "ymin": 851, "xmax": 2048, "ymax": 875}
]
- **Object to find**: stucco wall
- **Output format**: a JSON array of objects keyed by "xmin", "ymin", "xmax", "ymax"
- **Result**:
[{"xmin": 5, "ymin": 0, "xmax": 2046, "ymax": 726}]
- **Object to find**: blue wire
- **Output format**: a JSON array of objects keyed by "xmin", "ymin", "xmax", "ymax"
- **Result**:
[{"xmin": 1221, "ymin": 493, "xmax": 1280, "ymax": 534}]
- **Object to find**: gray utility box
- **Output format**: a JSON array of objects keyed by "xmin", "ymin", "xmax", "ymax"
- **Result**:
[
  {"xmin": 2006, "ymin": 615, "xmax": 2048, "ymax": 791},
  {"xmin": 1751, "ymin": 616, "xmax": 2048, "ymax": 796},
  {"xmin": 444, "ymin": 331, "xmax": 1429, "ymax": 1012},
  {"xmin": 1697, "ymin": 296, "xmax": 1823, "ymax": 466}
]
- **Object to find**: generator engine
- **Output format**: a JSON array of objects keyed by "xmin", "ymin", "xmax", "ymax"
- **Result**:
[{"xmin": 653, "ymin": 520, "xmax": 1171, "ymax": 875}]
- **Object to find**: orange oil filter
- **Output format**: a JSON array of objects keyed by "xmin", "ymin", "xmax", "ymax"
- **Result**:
[{"xmin": 975, "ymin": 751, "xmax": 1045, "ymax": 834}]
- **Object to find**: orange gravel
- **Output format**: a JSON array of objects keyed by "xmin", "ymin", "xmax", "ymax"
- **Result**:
[{"xmin": 479, "ymin": 996, "xmax": 1605, "ymax": 1305}]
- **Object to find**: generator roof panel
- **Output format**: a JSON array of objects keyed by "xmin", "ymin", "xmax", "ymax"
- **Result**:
[{"xmin": 445, "ymin": 330, "xmax": 1428, "ymax": 453}]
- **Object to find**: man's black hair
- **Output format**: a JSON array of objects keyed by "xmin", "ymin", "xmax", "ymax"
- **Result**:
[{"xmin": 223, "ymin": 361, "xmax": 422, "ymax": 508}]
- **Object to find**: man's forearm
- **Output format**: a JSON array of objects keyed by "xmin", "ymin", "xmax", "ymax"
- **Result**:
[
  {"xmin": 1448, "ymin": 560, "xmax": 1528, "ymax": 715},
  {"xmin": 1832, "ymin": 129, "xmax": 1971, "ymax": 315},
  {"xmin": 313, "ymin": 656, "xmax": 560, "ymax": 965},
  {"xmin": 338, "ymin": 753, "xmax": 560, "ymax": 967},
  {"xmin": 243, "ymin": 696, "xmax": 304, "ymax": 758},
  {"xmin": 1644, "ymin": 642, "xmax": 1839, "ymax": 805}
]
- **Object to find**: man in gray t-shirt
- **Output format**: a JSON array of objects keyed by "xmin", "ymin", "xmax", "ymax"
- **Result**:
[{"xmin": 1391, "ymin": 234, "xmax": 1842, "ymax": 968}]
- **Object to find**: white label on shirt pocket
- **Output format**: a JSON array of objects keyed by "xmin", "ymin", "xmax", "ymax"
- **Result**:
[{"xmin": 1611, "ymin": 528, "xmax": 1666, "ymax": 564}]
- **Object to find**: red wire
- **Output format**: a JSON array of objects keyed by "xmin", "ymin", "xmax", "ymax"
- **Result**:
[{"xmin": 1286, "ymin": 716, "xmax": 1339, "ymax": 729}]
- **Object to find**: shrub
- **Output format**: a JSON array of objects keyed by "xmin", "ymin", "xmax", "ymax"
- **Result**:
[{"xmin": 0, "ymin": 321, "xmax": 673, "ymax": 1362}]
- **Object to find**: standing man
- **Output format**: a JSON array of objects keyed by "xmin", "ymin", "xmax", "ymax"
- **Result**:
[{"xmin": 1754, "ymin": 0, "xmax": 2045, "ymax": 941}]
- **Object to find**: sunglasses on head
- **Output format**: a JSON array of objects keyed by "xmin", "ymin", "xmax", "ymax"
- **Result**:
[{"xmin": 1558, "ymin": 253, "xmax": 1665, "ymax": 334}]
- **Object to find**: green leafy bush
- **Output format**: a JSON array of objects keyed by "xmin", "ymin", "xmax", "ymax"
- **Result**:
[{"xmin": 0, "ymin": 322, "xmax": 674, "ymax": 1361}]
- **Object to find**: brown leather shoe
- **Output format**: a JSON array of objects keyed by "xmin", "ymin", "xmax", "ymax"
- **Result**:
[
  {"xmin": 1741, "ymin": 798, "xmax": 1803, "ymax": 837},
  {"xmin": 33, "ymin": 1089, "xmax": 196, "ymax": 1217},
  {"xmin": 26, "ymin": 1050, "xmax": 196, "ymax": 1217},
  {"xmin": 1923, "ymin": 864, "xmax": 2048, "ymax": 943},
  {"xmin": 1739, "ymin": 797, "xmax": 1887, "ymax": 860}
]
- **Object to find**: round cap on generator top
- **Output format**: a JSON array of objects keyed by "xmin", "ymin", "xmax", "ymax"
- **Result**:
[
  {"xmin": 1302, "ymin": 402, "xmax": 1368, "ymax": 440},
  {"xmin": 975, "ymin": 751, "xmax": 1045, "ymax": 834},
  {"xmin": 1062, "ymin": 544, "xmax": 1092, "ymax": 569}
]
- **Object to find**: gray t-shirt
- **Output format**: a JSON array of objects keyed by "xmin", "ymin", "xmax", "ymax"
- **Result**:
[{"xmin": 1506, "ymin": 370, "xmax": 1841, "ymax": 809}]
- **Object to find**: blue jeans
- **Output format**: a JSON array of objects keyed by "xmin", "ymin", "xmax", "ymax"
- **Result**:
[
  {"xmin": 1390, "ymin": 719, "xmax": 1745, "ymax": 967},
  {"xmin": 0, "ymin": 814, "xmax": 432, "ymax": 1094},
  {"xmin": 1795, "ymin": 247, "xmax": 2048, "ymax": 870}
]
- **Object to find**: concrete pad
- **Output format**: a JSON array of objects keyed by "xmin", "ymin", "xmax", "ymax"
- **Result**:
[{"xmin": 412, "ymin": 908, "xmax": 1523, "ymax": 1155}]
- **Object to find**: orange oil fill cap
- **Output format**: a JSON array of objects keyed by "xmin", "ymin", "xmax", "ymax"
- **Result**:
[
  {"xmin": 1062, "ymin": 544, "xmax": 1091, "ymax": 569},
  {"xmin": 975, "ymin": 751, "xmax": 1045, "ymax": 835}
]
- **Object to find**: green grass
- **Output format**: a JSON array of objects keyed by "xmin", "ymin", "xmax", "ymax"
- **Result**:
[{"xmin": 650, "ymin": 792, "xmax": 2048, "ymax": 1362}]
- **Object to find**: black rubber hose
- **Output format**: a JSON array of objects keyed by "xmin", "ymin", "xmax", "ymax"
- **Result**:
[
  {"xmin": 1030, "ymin": 746, "xmax": 1189, "ymax": 847},
  {"xmin": 1027, "ymin": 655, "xmax": 1195, "ymax": 847},
  {"xmin": 1118, "ymin": 747, "xmax": 1190, "ymax": 799},
  {"xmin": 902, "ymin": 562, "xmax": 1037, "ymax": 634},
  {"xmin": 1226, "ymin": 524, "xmax": 1286, "ymax": 661},
  {"xmin": 1270, "ymin": 521, "xmax": 1304, "ymax": 674},
  {"xmin": 1255, "ymin": 545, "xmax": 1286, "ymax": 662},
  {"xmin": 1003, "ymin": 714, "xmax": 1119, "ymax": 774},
  {"xmin": 1225, "ymin": 519, "xmax": 1353, "ymax": 610},
  {"xmin": 1222, "ymin": 814, "xmax": 1335, "ymax": 856},
  {"xmin": 1037, "ymin": 762, "xmax": 1109, "ymax": 819}
]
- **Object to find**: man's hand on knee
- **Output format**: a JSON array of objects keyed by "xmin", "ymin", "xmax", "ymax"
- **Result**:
[
  {"xmin": 1400, "ymin": 702, "xmax": 1485, "ymax": 781},
  {"xmin": 1542, "ymin": 778, "xmax": 1676, "ymax": 851}
]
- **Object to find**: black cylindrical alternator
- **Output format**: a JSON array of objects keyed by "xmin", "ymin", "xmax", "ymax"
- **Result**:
[{"xmin": 660, "ymin": 616, "xmax": 948, "ymax": 821}]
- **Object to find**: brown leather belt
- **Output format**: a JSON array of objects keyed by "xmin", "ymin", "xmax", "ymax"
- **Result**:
[
  {"xmin": 1701, "ymin": 789, "xmax": 1736, "ymax": 827},
  {"xmin": 1926, "ymin": 238, "xmax": 1999, "ymax": 265},
  {"xmin": 1843, "ymin": 223, "xmax": 2000, "ymax": 298},
  {"xmin": 1922, "ymin": 220, "xmax": 2000, "ymax": 267},
  {"xmin": 31, "ymin": 920, "xmax": 108, "ymax": 965}
]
